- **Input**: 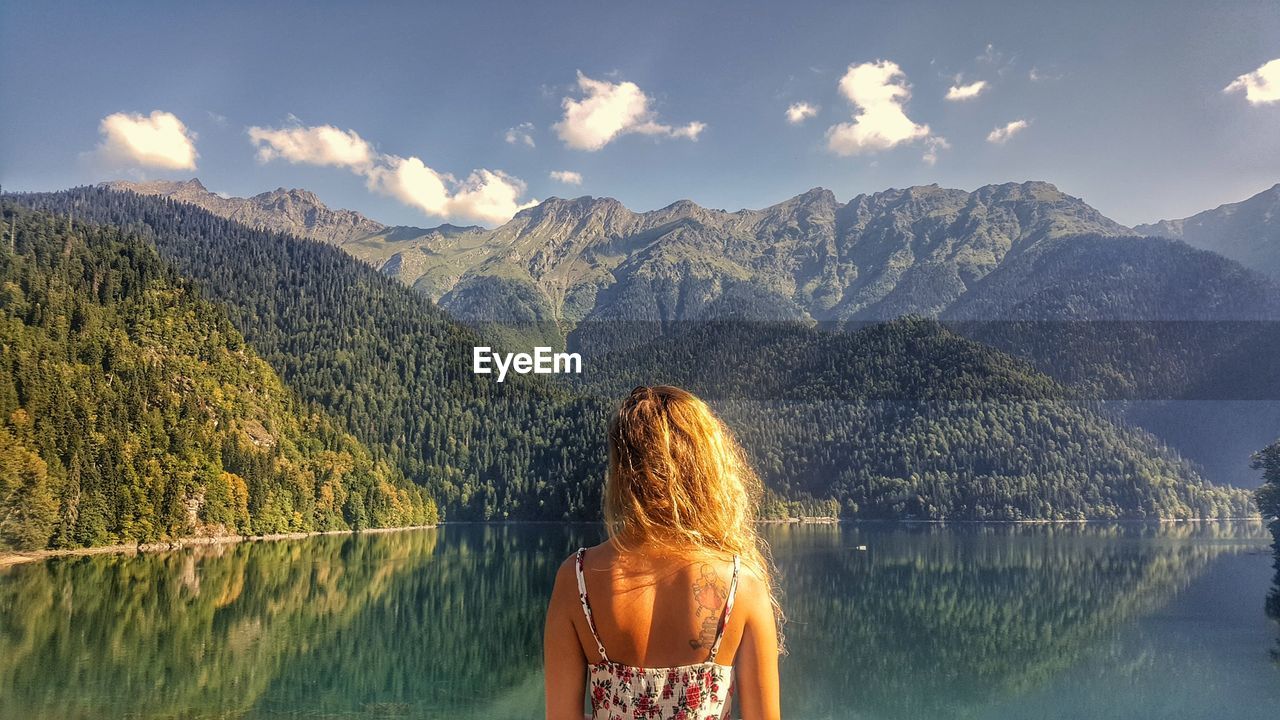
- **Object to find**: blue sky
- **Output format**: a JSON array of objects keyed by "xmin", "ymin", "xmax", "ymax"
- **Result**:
[{"xmin": 1, "ymin": 0, "xmax": 1277, "ymax": 227}]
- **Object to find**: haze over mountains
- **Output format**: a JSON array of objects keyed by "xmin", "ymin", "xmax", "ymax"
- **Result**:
[{"xmin": 1135, "ymin": 183, "xmax": 1280, "ymax": 282}]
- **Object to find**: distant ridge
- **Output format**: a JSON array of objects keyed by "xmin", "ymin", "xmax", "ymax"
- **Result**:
[
  {"xmin": 1135, "ymin": 183, "xmax": 1280, "ymax": 281},
  {"xmin": 102, "ymin": 178, "xmax": 389, "ymax": 246}
]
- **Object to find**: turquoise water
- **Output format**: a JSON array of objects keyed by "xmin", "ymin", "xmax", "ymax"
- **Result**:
[{"xmin": 0, "ymin": 523, "xmax": 1276, "ymax": 719}]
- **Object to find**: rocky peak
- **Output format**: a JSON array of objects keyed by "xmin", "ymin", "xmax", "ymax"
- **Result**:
[
  {"xmin": 103, "ymin": 178, "xmax": 207, "ymax": 197},
  {"xmin": 260, "ymin": 187, "xmax": 322, "ymax": 203},
  {"xmin": 971, "ymin": 180, "xmax": 1066, "ymax": 203},
  {"xmin": 762, "ymin": 187, "xmax": 838, "ymax": 212},
  {"xmin": 520, "ymin": 195, "xmax": 626, "ymax": 218},
  {"xmin": 508, "ymin": 195, "xmax": 636, "ymax": 239}
]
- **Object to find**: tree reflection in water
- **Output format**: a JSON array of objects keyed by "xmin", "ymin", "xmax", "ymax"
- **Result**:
[{"xmin": 0, "ymin": 522, "xmax": 1268, "ymax": 719}]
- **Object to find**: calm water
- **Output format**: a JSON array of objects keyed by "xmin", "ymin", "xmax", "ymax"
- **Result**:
[{"xmin": 1, "ymin": 523, "xmax": 1277, "ymax": 719}]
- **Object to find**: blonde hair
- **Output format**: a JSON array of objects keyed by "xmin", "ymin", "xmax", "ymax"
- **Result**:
[{"xmin": 603, "ymin": 385, "xmax": 783, "ymax": 643}]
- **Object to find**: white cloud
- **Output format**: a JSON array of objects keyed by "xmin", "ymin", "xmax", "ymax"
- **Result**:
[
  {"xmin": 922, "ymin": 137, "xmax": 950, "ymax": 166},
  {"xmin": 96, "ymin": 110, "xmax": 198, "ymax": 170},
  {"xmin": 549, "ymin": 170, "xmax": 583, "ymax": 185},
  {"xmin": 246, "ymin": 120, "xmax": 536, "ymax": 225},
  {"xmin": 366, "ymin": 155, "xmax": 537, "ymax": 225},
  {"xmin": 247, "ymin": 123, "xmax": 374, "ymax": 169},
  {"xmin": 668, "ymin": 121, "xmax": 706, "ymax": 140},
  {"xmin": 987, "ymin": 119, "xmax": 1029, "ymax": 144},
  {"xmin": 504, "ymin": 122, "xmax": 536, "ymax": 147},
  {"xmin": 554, "ymin": 71, "xmax": 705, "ymax": 151},
  {"xmin": 1224, "ymin": 58, "xmax": 1280, "ymax": 105},
  {"xmin": 945, "ymin": 79, "xmax": 988, "ymax": 101},
  {"xmin": 365, "ymin": 156, "xmax": 451, "ymax": 217},
  {"xmin": 825, "ymin": 60, "xmax": 933, "ymax": 156},
  {"xmin": 447, "ymin": 170, "xmax": 539, "ymax": 225},
  {"xmin": 786, "ymin": 102, "xmax": 819, "ymax": 124}
]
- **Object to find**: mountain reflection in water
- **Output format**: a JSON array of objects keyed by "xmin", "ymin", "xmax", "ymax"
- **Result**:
[{"xmin": 0, "ymin": 522, "xmax": 1274, "ymax": 720}]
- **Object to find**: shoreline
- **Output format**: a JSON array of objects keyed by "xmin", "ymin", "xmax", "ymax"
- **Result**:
[
  {"xmin": 0, "ymin": 524, "xmax": 438, "ymax": 569},
  {"xmin": 2, "ymin": 516, "xmax": 1264, "ymax": 568}
]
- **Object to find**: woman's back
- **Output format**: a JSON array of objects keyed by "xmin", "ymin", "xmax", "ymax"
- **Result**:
[
  {"xmin": 565, "ymin": 543, "xmax": 744, "ymax": 719},
  {"xmin": 573, "ymin": 542, "xmax": 744, "ymax": 669},
  {"xmin": 543, "ymin": 386, "xmax": 781, "ymax": 720}
]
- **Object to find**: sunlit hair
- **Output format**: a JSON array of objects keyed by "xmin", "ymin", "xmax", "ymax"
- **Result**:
[{"xmin": 603, "ymin": 385, "xmax": 784, "ymax": 646}]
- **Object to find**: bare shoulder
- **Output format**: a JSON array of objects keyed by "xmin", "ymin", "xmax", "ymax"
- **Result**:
[
  {"xmin": 731, "ymin": 560, "xmax": 773, "ymax": 617},
  {"xmin": 553, "ymin": 542, "xmax": 610, "ymax": 586},
  {"xmin": 549, "ymin": 548, "xmax": 583, "ymax": 605},
  {"xmin": 553, "ymin": 552, "xmax": 577, "ymax": 586}
]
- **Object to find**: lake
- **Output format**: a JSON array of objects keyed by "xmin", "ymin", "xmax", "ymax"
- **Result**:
[{"xmin": 1, "ymin": 523, "xmax": 1276, "ymax": 719}]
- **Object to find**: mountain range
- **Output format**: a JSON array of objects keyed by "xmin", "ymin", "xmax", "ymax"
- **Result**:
[
  {"xmin": 7, "ymin": 186, "xmax": 1262, "ymax": 537},
  {"xmin": 99, "ymin": 179, "xmax": 1280, "ymax": 480},
  {"xmin": 107, "ymin": 179, "xmax": 1280, "ymax": 335}
]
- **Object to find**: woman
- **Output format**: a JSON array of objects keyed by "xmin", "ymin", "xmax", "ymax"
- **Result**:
[{"xmin": 544, "ymin": 385, "xmax": 782, "ymax": 720}]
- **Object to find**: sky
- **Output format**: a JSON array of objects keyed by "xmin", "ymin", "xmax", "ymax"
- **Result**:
[{"xmin": 1, "ymin": 0, "xmax": 1277, "ymax": 227}]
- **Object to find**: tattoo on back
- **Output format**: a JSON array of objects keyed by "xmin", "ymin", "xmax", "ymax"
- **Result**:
[{"xmin": 689, "ymin": 562, "xmax": 727, "ymax": 650}]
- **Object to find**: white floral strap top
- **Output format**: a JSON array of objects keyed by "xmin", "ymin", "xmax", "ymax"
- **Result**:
[{"xmin": 575, "ymin": 547, "xmax": 739, "ymax": 720}]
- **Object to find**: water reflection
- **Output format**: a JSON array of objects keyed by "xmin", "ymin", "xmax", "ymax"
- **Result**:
[
  {"xmin": 768, "ymin": 522, "xmax": 1267, "ymax": 719},
  {"xmin": 0, "ymin": 522, "xmax": 1270, "ymax": 719},
  {"xmin": 1270, "ymin": 525, "xmax": 1280, "ymax": 665}
]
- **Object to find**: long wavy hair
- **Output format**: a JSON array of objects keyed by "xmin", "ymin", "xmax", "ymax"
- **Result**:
[{"xmin": 603, "ymin": 385, "xmax": 783, "ymax": 644}]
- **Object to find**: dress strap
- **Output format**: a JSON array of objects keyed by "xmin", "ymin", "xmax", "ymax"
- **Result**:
[
  {"xmin": 707, "ymin": 555, "xmax": 740, "ymax": 663},
  {"xmin": 574, "ymin": 548, "xmax": 610, "ymax": 663}
]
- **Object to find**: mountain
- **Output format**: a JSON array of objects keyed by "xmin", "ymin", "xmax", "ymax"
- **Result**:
[
  {"xmin": 943, "ymin": 232, "xmax": 1278, "ymax": 322},
  {"xmin": 1135, "ymin": 183, "xmax": 1280, "ymax": 281},
  {"xmin": 14, "ymin": 187, "xmax": 610, "ymax": 521},
  {"xmin": 91, "ymin": 180, "xmax": 1280, "ymax": 484},
  {"xmin": 571, "ymin": 317, "xmax": 1254, "ymax": 520},
  {"xmin": 0, "ymin": 204, "xmax": 436, "ymax": 551},
  {"xmin": 9, "ymin": 187, "xmax": 1261, "ymax": 521},
  {"xmin": 941, "ymin": 232, "xmax": 1280, "ymax": 397},
  {"xmin": 103, "ymin": 178, "xmax": 389, "ymax": 246},
  {"xmin": 352, "ymin": 182, "xmax": 1131, "ymax": 341},
  {"xmin": 114, "ymin": 178, "xmax": 1279, "ymax": 329}
]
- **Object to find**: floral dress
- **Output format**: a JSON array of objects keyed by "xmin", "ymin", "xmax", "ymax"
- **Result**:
[{"xmin": 575, "ymin": 548, "xmax": 739, "ymax": 720}]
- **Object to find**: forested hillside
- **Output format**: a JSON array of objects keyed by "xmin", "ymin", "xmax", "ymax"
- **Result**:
[
  {"xmin": 7, "ymin": 188, "xmax": 1258, "ymax": 524},
  {"xmin": 13, "ymin": 188, "xmax": 609, "ymax": 521},
  {"xmin": 0, "ymin": 205, "xmax": 436, "ymax": 551},
  {"xmin": 104, "ymin": 179, "xmax": 388, "ymax": 246},
  {"xmin": 573, "ymin": 319, "xmax": 1257, "ymax": 520}
]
